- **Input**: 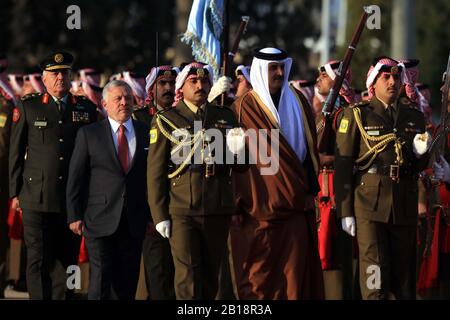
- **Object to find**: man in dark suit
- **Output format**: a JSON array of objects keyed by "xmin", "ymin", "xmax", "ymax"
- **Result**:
[
  {"xmin": 66, "ymin": 80, "xmax": 150, "ymax": 300},
  {"xmin": 8, "ymin": 51, "xmax": 97, "ymax": 299}
]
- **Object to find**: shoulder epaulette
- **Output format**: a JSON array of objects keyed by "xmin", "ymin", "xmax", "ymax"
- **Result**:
[
  {"xmin": 399, "ymin": 97, "xmax": 423, "ymax": 113},
  {"xmin": 349, "ymin": 100, "xmax": 370, "ymax": 109},
  {"xmin": 409, "ymin": 105, "xmax": 423, "ymax": 113},
  {"xmin": 133, "ymin": 105, "xmax": 146, "ymax": 112},
  {"xmin": 219, "ymin": 104, "xmax": 234, "ymax": 112},
  {"xmin": 21, "ymin": 92, "xmax": 42, "ymax": 101},
  {"xmin": 156, "ymin": 107, "xmax": 172, "ymax": 115}
]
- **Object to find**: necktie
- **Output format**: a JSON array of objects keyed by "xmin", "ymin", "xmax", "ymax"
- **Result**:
[
  {"xmin": 387, "ymin": 105, "xmax": 395, "ymax": 122},
  {"xmin": 196, "ymin": 107, "xmax": 204, "ymax": 120},
  {"xmin": 56, "ymin": 99, "xmax": 64, "ymax": 113},
  {"xmin": 118, "ymin": 125, "xmax": 129, "ymax": 173}
]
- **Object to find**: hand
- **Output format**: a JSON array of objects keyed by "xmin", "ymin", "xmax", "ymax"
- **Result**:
[
  {"xmin": 155, "ymin": 220, "xmax": 171, "ymax": 238},
  {"xmin": 226, "ymin": 127, "xmax": 246, "ymax": 155},
  {"xmin": 10, "ymin": 197, "xmax": 20, "ymax": 211},
  {"xmin": 341, "ymin": 217, "xmax": 356, "ymax": 237},
  {"xmin": 433, "ymin": 155, "xmax": 450, "ymax": 182},
  {"xmin": 413, "ymin": 132, "xmax": 431, "ymax": 157},
  {"xmin": 207, "ymin": 76, "xmax": 232, "ymax": 103},
  {"xmin": 69, "ymin": 220, "xmax": 83, "ymax": 236}
]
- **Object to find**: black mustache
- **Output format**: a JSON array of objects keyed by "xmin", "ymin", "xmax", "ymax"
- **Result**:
[
  {"xmin": 195, "ymin": 90, "xmax": 206, "ymax": 95},
  {"xmin": 273, "ymin": 76, "xmax": 284, "ymax": 81},
  {"xmin": 162, "ymin": 91, "xmax": 174, "ymax": 97}
]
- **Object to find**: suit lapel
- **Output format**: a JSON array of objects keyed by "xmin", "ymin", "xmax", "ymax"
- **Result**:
[
  {"xmin": 102, "ymin": 119, "xmax": 123, "ymax": 172},
  {"xmin": 176, "ymin": 101, "xmax": 197, "ymax": 123},
  {"xmin": 369, "ymin": 98, "xmax": 393, "ymax": 128},
  {"xmin": 128, "ymin": 120, "xmax": 142, "ymax": 172}
]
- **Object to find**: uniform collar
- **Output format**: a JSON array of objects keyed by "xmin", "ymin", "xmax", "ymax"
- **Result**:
[
  {"xmin": 183, "ymin": 99, "xmax": 206, "ymax": 114},
  {"xmin": 376, "ymin": 97, "xmax": 397, "ymax": 110},
  {"xmin": 51, "ymin": 94, "xmax": 68, "ymax": 104}
]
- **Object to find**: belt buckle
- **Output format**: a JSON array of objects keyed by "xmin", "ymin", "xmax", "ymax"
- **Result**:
[{"xmin": 390, "ymin": 164, "xmax": 400, "ymax": 182}]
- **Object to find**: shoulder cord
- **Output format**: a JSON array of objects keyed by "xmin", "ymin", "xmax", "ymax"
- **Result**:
[
  {"xmin": 155, "ymin": 113, "xmax": 203, "ymax": 179},
  {"xmin": 352, "ymin": 107, "xmax": 404, "ymax": 171}
]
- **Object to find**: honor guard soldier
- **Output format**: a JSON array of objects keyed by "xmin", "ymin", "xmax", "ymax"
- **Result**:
[
  {"xmin": 334, "ymin": 56, "xmax": 431, "ymax": 299},
  {"xmin": 314, "ymin": 60, "xmax": 358, "ymax": 300},
  {"xmin": 134, "ymin": 65, "xmax": 179, "ymax": 300},
  {"xmin": 8, "ymin": 50, "xmax": 97, "ymax": 299},
  {"xmin": 147, "ymin": 62, "xmax": 245, "ymax": 299},
  {"xmin": 133, "ymin": 65, "xmax": 178, "ymax": 127}
]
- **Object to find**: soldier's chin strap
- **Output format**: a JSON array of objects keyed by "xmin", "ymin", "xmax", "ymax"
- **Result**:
[
  {"xmin": 352, "ymin": 107, "xmax": 404, "ymax": 171},
  {"xmin": 155, "ymin": 113, "xmax": 203, "ymax": 179}
]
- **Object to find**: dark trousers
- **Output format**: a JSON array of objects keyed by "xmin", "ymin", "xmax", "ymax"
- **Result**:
[
  {"xmin": 0, "ymin": 195, "xmax": 9, "ymax": 298},
  {"xmin": 22, "ymin": 210, "xmax": 80, "ymax": 300},
  {"xmin": 356, "ymin": 216, "xmax": 416, "ymax": 300},
  {"xmin": 169, "ymin": 214, "xmax": 231, "ymax": 300},
  {"xmin": 85, "ymin": 215, "xmax": 143, "ymax": 300},
  {"xmin": 142, "ymin": 231, "xmax": 175, "ymax": 300}
]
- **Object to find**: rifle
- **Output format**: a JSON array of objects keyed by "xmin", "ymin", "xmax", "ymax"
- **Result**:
[
  {"xmin": 317, "ymin": 8, "xmax": 369, "ymax": 154},
  {"xmin": 428, "ymin": 53, "xmax": 450, "ymax": 163},
  {"xmin": 220, "ymin": 15, "xmax": 250, "ymax": 106},
  {"xmin": 422, "ymin": 54, "xmax": 450, "ymax": 258},
  {"xmin": 228, "ymin": 16, "xmax": 250, "ymax": 63}
]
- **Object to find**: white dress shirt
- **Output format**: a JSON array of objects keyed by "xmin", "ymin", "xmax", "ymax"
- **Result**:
[{"xmin": 108, "ymin": 117, "xmax": 136, "ymax": 165}]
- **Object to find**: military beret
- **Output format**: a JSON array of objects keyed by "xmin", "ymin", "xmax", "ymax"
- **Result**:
[{"xmin": 39, "ymin": 50, "xmax": 74, "ymax": 71}]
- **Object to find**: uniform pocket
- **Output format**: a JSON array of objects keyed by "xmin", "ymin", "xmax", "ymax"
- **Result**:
[
  {"xmin": 22, "ymin": 167, "xmax": 43, "ymax": 203},
  {"xmin": 354, "ymin": 174, "xmax": 381, "ymax": 211},
  {"xmin": 169, "ymin": 173, "xmax": 192, "ymax": 208}
]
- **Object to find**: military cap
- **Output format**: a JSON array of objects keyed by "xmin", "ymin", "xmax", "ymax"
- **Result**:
[{"xmin": 39, "ymin": 50, "xmax": 74, "ymax": 71}]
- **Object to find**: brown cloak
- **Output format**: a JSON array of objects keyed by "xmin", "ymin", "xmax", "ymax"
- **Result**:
[{"xmin": 229, "ymin": 87, "xmax": 324, "ymax": 300}]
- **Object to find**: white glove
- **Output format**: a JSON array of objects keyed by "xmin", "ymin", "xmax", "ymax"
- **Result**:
[
  {"xmin": 433, "ymin": 155, "xmax": 450, "ymax": 182},
  {"xmin": 413, "ymin": 132, "xmax": 431, "ymax": 157},
  {"xmin": 155, "ymin": 220, "xmax": 171, "ymax": 238},
  {"xmin": 341, "ymin": 217, "xmax": 356, "ymax": 237},
  {"xmin": 207, "ymin": 76, "xmax": 231, "ymax": 103},
  {"xmin": 226, "ymin": 127, "xmax": 246, "ymax": 155}
]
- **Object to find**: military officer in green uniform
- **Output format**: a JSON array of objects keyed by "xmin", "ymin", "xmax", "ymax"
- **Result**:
[
  {"xmin": 147, "ymin": 62, "xmax": 245, "ymax": 299},
  {"xmin": 334, "ymin": 57, "xmax": 431, "ymax": 299},
  {"xmin": 132, "ymin": 65, "xmax": 178, "ymax": 127},
  {"xmin": 134, "ymin": 65, "xmax": 178, "ymax": 300},
  {"xmin": 8, "ymin": 51, "xmax": 97, "ymax": 299}
]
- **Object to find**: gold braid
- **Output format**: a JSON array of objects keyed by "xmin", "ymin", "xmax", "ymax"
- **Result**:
[
  {"xmin": 352, "ymin": 107, "xmax": 404, "ymax": 171},
  {"xmin": 155, "ymin": 113, "xmax": 203, "ymax": 179}
]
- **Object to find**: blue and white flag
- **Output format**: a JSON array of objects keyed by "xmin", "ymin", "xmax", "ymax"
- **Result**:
[{"xmin": 181, "ymin": 0, "xmax": 224, "ymax": 81}]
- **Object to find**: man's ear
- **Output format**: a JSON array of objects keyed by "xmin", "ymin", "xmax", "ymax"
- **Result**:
[
  {"xmin": 102, "ymin": 99, "xmax": 107, "ymax": 110},
  {"xmin": 41, "ymin": 72, "xmax": 47, "ymax": 87}
]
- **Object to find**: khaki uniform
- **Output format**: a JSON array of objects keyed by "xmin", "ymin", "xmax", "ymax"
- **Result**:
[
  {"xmin": 315, "ymin": 95, "xmax": 358, "ymax": 300},
  {"xmin": 334, "ymin": 97, "xmax": 429, "ymax": 299},
  {"xmin": 132, "ymin": 104, "xmax": 175, "ymax": 300},
  {"xmin": 132, "ymin": 105, "xmax": 155, "ymax": 128},
  {"xmin": 147, "ymin": 100, "xmax": 239, "ymax": 299}
]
